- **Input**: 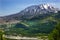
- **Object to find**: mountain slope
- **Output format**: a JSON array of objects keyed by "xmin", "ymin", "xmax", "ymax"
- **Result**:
[
  {"xmin": 0, "ymin": 4, "xmax": 60, "ymax": 36},
  {"xmin": 0, "ymin": 4, "xmax": 59, "ymax": 23}
]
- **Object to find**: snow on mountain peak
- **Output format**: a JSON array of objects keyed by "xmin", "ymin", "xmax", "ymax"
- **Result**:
[
  {"xmin": 44, "ymin": 4, "xmax": 50, "ymax": 9},
  {"xmin": 40, "ymin": 4, "xmax": 52, "ymax": 9}
]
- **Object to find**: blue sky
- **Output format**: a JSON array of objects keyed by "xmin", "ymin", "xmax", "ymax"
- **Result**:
[{"xmin": 0, "ymin": 0, "xmax": 60, "ymax": 16}]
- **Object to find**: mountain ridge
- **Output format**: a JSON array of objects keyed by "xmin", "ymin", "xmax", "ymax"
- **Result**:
[{"xmin": 0, "ymin": 4, "xmax": 60, "ymax": 23}]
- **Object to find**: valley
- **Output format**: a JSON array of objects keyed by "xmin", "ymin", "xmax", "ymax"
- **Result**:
[{"xmin": 0, "ymin": 4, "xmax": 60, "ymax": 40}]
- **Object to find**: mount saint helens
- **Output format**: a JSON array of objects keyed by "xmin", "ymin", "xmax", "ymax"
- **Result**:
[
  {"xmin": 0, "ymin": 4, "xmax": 60, "ymax": 37},
  {"xmin": 0, "ymin": 4, "xmax": 60, "ymax": 23}
]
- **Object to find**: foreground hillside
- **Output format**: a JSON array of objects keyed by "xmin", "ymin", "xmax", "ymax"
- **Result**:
[{"xmin": 0, "ymin": 11, "xmax": 59, "ymax": 37}]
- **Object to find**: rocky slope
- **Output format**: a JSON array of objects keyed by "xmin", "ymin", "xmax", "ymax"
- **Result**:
[{"xmin": 0, "ymin": 4, "xmax": 59, "ymax": 23}]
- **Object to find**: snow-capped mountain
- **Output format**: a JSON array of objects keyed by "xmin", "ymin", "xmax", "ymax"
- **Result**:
[
  {"xmin": 17, "ymin": 4, "xmax": 58, "ymax": 19},
  {"xmin": 24, "ymin": 4, "xmax": 58, "ymax": 13},
  {"xmin": 0, "ymin": 4, "xmax": 59, "ymax": 23}
]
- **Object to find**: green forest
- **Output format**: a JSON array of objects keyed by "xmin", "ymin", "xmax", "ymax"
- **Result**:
[{"xmin": 0, "ymin": 11, "xmax": 60, "ymax": 40}]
